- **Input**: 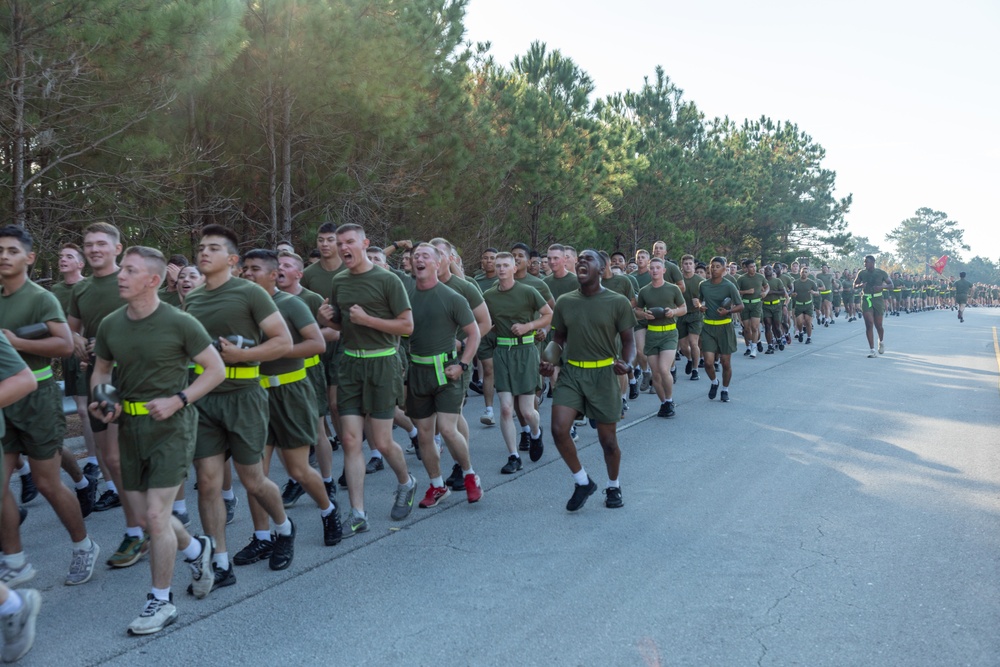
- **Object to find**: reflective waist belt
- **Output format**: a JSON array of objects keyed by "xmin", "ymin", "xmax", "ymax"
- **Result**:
[
  {"xmin": 647, "ymin": 323, "xmax": 677, "ymax": 332},
  {"xmin": 869, "ymin": 292, "xmax": 883, "ymax": 298},
  {"xmin": 795, "ymin": 300, "xmax": 813, "ymax": 305},
  {"xmin": 260, "ymin": 367, "xmax": 307, "ymax": 389},
  {"xmin": 742, "ymin": 298, "xmax": 761, "ymax": 304},
  {"xmin": 194, "ymin": 364, "xmax": 260, "ymax": 379},
  {"xmin": 892, "ymin": 289, "xmax": 902, "ymax": 293},
  {"xmin": 820, "ymin": 290, "xmax": 832, "ymax": 294},
  {"xmin": 343, "ymin": 347, "xmax": 396, "ymax": 359},
  {"xmin": 410, "ymin": 350, "xmax": 457, "ymax": 386},
  {"xmin": 764, "ymin": 299, "xmax": 782, "ymax": 305},
  {"xmin": 496, "ymin": 334, "xmax": 535, "ymax": 346},
  {"xmin": 304, "ymin": 355, "xmax": 320, "ymax": 368},
  {"xmin": 122, "ymin": 400, "xmax": 150, "ymax": 416},
  {"xmin": 703, "ymin": 318, "xmax": 732, "ymax": 325},
  {"xmin": 32, "ymin": 366, "xmax": 53, "ymax": 381},
  {"xmin": 567, "ymin": 358, "xmax": 614, "ymax": 368}
]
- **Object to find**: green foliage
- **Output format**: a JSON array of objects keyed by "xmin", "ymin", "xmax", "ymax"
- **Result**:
[{"xmin": 887, "ymin": 207, "xmax": 970, "ymax": 271}]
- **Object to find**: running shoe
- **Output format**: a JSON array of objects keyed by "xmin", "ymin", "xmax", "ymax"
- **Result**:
[{"xmin": 566, "ymin": 477, "xmax": 597, "ymax": 512}]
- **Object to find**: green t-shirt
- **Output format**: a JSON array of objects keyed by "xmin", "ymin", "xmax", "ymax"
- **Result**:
[
  {"xmin": 624, "ymin": 272, "xmax": 640, "ymax": 293},
  {"xmin": 854, "ymin": 268, "xmax": 890, "ymax": 295},
  {"xmin": 300, "ymin": 261, "xmax": 345, "ymax": 300},
  {"xmin": 765, "ymin": 276, "xmax": 786, "ymax": 299},
  {"xmin": 603, "ymin": 274, "xmax": 635, "ymax": 301},
  {"xmin": 552, "ymin": 288, "xmax": 635, "ymax": 361},
  {"xmin": 408, "ymin": 283, "xmax": 474, "ymax": 356},
  {"xmin": 791, "ymin": 278, "xmax": 818, "ymax": 302},
  {"xmin": 183, "ymin": 276, "xmax": 278, "ymax": 393},
  {"xmin": 633, "ymin": 270, "xmax": 652, "ymax": 290},
  {"xmin": 482, "ymin": 282, "xmax": 547, "ymax": 339},
  {"xmin": 443, "ymin": 275, "xmax": 484, "ymax": 342},
  {"xmin": 636, "ymin": 282, "xmax": 685, "ymax": 326},
  {"xmin": 662, "ymin": 261, "xmax": 684, "ymax": 287},
  {"xmin": 955, "ymin": 278, "xmax": 973, "ymax": 298},
  {"xmin": 50, "ymin": 280, "xmax": 77, "ymax": 315},
  {"xmin": 543, "ymin": 272, "xmax": 581, "ymax": 301},
  {"xmin": 95, "ymin": 302, "xmax": 212, "ymax": 399},
  {"xmin": 0, "ymin": 337, "xmax": 28, "ymax": 439},
  {"xmin": 475, "ymin": 273, "xmax": 498, "ymax": 293},
  {"xmin": 779, "ymin": 273, "xmax": 794, "ymax": 292},
  {"xmin": 261, "ymin": 290, "xmax": 315, "ymax": 376},
  {"xmin": 736, "ymin": 272, "xmax": 767, "ymax": 300},
  {"xmin": 0, "ymin": 279, "xmax": 66, "ymax": 372},
  {"xmin": 329, "ymin": 265, "xmax": 411, "ymax": 351},
  {"xmin": 680, "ymin": 274, "xmax": 705, "ymax": 318},
  {"xmin": 390, "ymin": 267, "xmax": 416, "ymax": 291},
  {"xmin": 816, "ymin": 272, "xmax": 835, "ymax": 291},
  {"xmin": 69, "ymin": 271, "xmax": 125, "ymax": 337},
  {"xmin": 697, "ymin": 279, "xmax": 742, "ymax": 320},
  {"xmin": 723, "ymin": 273, "xmax": 738, "ymax": 287},
  {"xmin": 516, "ymin": 273, "xmax": 553, "ymax": 304},
  {"xmin": 159, "ymin": 288, "xmax": 183, "ymax": 308},
  {"xmin": 288, "ymin": 286, "xmax": 324, "ymax": 316}
]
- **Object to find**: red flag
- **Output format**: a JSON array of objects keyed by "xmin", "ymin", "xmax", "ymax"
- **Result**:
[{"xmin": 931, "ymin": 255, "xmax": 949, "ymax": 274}]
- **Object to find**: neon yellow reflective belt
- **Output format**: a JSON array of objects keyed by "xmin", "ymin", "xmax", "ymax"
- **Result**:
[
  {"xmin": 410, "ymin": 351, "xmax": 457, "ymax": 386},
  {"xmin": 820, "ymin": 290, "xmax": 832, "ymax": 294},
  {"xmin": 122, "ymin": 400, "xmax": 150, "ymax": 416},
  {"xmin": 647, "ymin": 323, "xmax": 677, "ymax": 332},
  {"xmin": 194, "ymin": 364, "xmax": 260, "ymax": 379},
  {"xmin": 496, "ymin": 334, "xmax": 535, "ymax": 346},
  {"xmin": 260, "ymin": 367, "xmax": 307, "ymax": 389},
  {"xmin": 567, "ymin": 358, "xmax": 614, "ymax": 368},
  {"xmin": 304, "ymin": 355, "xmax": 320, "ymax": 368},
  {"xmin": 742, "ymin": 298, "xmax": 761, "ymax": 304},
  {"xmin": 795, "ymin": 300, "xmax": 813, "ymax": 305},
  {"xmin": 703, "ymin": 318, "xmax": 731, "ymax": 325},
  {"xmin": 32, "ymin": 366, "xmax": 53, "ymax": 381},
  {"xmin": 343, "ymin": 347, "xmax": 396, "ymax": 359},
  {"xmin": 764, "ymin": 299, "xmax": 782, "ymax": 305}
]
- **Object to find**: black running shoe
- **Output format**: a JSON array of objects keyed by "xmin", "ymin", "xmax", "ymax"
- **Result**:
[
  {"xmin": 698, "ymin": 358, "xmax": 705, "ymax": 368},
  {"xmin": 708, "ymin": 383, "xmax": 719, "ymax": 400},
  {"xmin": 670, "ymin": 368, "xmax": 676, "ymax": 383},
  {"xmin": 446, "ymin": 463, "xmax": 465, "ymax": 491},
  {"xmin": 83, "ymin": 462, "xmax": 102, "ymax": 480},
  {"xmin": 500, "ymin": 455, "xmax": 522, "ymax": 475},
  {"xmin": 281, "ymin": 479, "xmax": 304, "ymax": 508},
  {"xmin": 233, "ymin": 536, "xmax": 273, "ymax": 566},
  {"xmin": 269, "ymin": 520, "xmax": 295, "ymax": 571},
  {"xmin": 19, "ymin": 473, "xmax": 37, "ymax": 504},
  {"xmin": 778, "ymin": 342, "xmax": 785, "ymax": 351},
  {"xmin": 757, "ymin": 341, "xmax": 764, "ymax": 352},
  {"xmin": 187, "ymin": 563, "xmax": 235, "ymax": 596},
  {"xmin": 322, "ymin": 509, "xmax": 343, "ymax": 546},
  {"xmin": 720, "ymin": 390, "xmax": 730, "ymax": 403},
  {"xmin": 338, "ymin": 470, "xmax": 348, "ymax": 488},
  {"xmin": 689, "ymin": 369, "xmax": 699, "ymax": 381},
  {"xmin": 566, "ymin": 477, "xmax": 597, "ymax": 512},
  {"xmin": 468, "ymin": 380, "xmax": 484, "ymax": 395},
  {"xmin": 529, "ymin": 433, "xmax": 544, "ymax": 462},
  {"xmin": 657, "ymin": 402, "xmax": 675, "ymax": 418},
  {"xmin": 411, "ymin": 433, "xmax": 421, "ymax": 461},
  {"xmin": 93, "ymin": 489, "xmax": 121, "ymax": 512},
  {"xmin": 684, "ymin": 360, "xmax": 692, "ymax": 375},
  {"xmin": 604, "ymin": 486, "xmax": 623, "ymax": 509},
  {"xmin": 743, "ymin": 348, "xmax": 751, "ymax": 356},
  {"xmin": 765, "ymin": 346, "xmax": 774, "ymax": 355},
  {"xmin": 365, "ymin": 456, "xmax": 384, "ymax": 474},
  {"xmin": 805, "ymin": 337, "xmax": 812, "ymax": 344},
  {"xmin": 324, "ymin": 480, "xmax": 337, "ymax": 505},
  {"xmin": 628, "ymin": 382, "xmax": 639, "ymax": 400},
  {"xmin": 77, "ymin": 475, "xmax": 98, "ymax": 518},
  {"xmin": 518, "ymin": 431, "xmax": 530, "ymax": 452}
]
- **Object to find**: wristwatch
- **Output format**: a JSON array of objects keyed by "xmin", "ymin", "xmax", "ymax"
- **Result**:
[{"xmin": 459, "ymin": 361, "xmax": 469, "ymax": 371}]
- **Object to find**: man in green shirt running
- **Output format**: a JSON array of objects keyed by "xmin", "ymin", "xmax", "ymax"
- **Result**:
[
  {"xmin": 635, "ymin": 258, "xmax": 687, "ymax": 418},
  {"xmin": 853, "ymin": 255, "xmax": 892, "ymax": 358},
  {"xmin": 694, "ymin": 257, "xmax": 743, "ymax": 402},
  {"xmin": 954, "ymin": 272, "xmax": 973, "ymax": 322},
  {"xmin": 541, "ymin": 249, "xmax": 635, "ymax": 511}
]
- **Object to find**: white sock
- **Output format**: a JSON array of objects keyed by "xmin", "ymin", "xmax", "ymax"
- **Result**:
[
  {"xmin": 0, "ymin": 592, "xmax": 22, "ymax": 616},
  {"xmin": 71, "ymin": 537, "xmax": 92, "ymax": 551},
  {"xmin": 74, "ymin": 477, "xmax": 89, "ymax": 491},
  {"xmin": 608, "ymin": 478, "xmax": 620, "ymax": 488},
  {"xmin": 274, "ymin": 519, "xmax": 293, "ymax": 537},
  {"xmin": 220, "ymin": 488, "xmax": 235, "ymax": 501},
  {"xmin": 151, "ymin": 587, "xmax": 171, "ymax": 602},
  {"xmin": 430, "ymin": 476, "xmax": 444, "ymax": 488},
  {"xmin": 126, "ymin": 526, "xmax": 143, "ymax": 539},
  {"xmin": 173, "ymin": 500, "xmax": 187, "ymax": 513},
  {"xmin": 181, "ymin": 539, "xmax": 201, "ymax": 561},
  {"xmin": 106, "ymin": 480, "xmax": 118, "ymax": 494},
  {"xmin": 408, "ymin": 427, "xmax": 418, "ymax": 439},
  {"xmin": 254, "ymin": 530, "xmax": 271, "ymax": 542},
  {"xmin": 370, "ymin": 450, "xmax": 383, "ymax": 460},
  {"xmin": 213, "ymin": 552, "xmax": 229, "ymax": 570},
  {"xmin": 572, "ymin": 469, "xmax": 589, "ymax": 486},
  {"xmin": 320, "ymin": 504, "xmax": 334, "ymax": 517},
  {"xmin": 85, "ymin": 456, "xmax": 99, "ymax": 467}
]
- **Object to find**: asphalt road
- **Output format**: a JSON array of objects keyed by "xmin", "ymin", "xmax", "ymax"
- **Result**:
[{"xmin": 9, "ymin": 307, "xmax": 1000, "ymax": 666}]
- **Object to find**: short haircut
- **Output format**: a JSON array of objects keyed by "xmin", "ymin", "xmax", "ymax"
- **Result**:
[
  {"xmin": 547, "ymin": 243, "xmax": 565, "ymax": 254},
  {"xmin": 649, "ymin": 257, "xmax": 664, "ymax": 266},
  {"xmin": 83, "ymin": 222, "xmax": 121, "ymax": 244},
  {"xmin": 483, "ymin": 247, "xmax": 498, "ymax": 255},
  {"xmin": 61, "ymin": 243, "xmax": 84, "ymax": 261},
  {"xmin": 611, "ymin": 251, "xmax": 627, "ymax": 261},
  {"xmin": 636, "ymin": 249, "xmax": 649, "ymax": 258},
  {"xmin": 336, "ymin": 223, "xmax": 365, "ymax": 237},
  {"xmin": 960, "ymin": 271, "xmax": 966, "ymax": 278},
  {"xmin": 414, "ymin": 242, "xmax": 443, "ymax": 261},
  {"xmin": 168, "ymin": 254, "xmax": 188, "ymax": 268},
  {"xmin": 201, "ymin": 224, "xmax": 240, "ymax": 255},
  {"xmin": 711, "ymin": 256, "xmax": 727, "ymax": 266},
  {"xmin": 278, "ymin": 251, "xmax": 304, "ymax": 269},
  {"xmin": 124, "ymin": 246, "xmax": 167, "ymax": 281},
  {"xmin": 529, "ymin": 250, "xmax": 540, "ymax": 259},
  {"xmin": 0, "ymin": 225, "xmax": 33, "ymax": 252},
  {"xmin": 367, "ymin": 246, "xmax": 384, "ymax": 254},
  {"xmin": 430, "ymin": 237, "xmax": 453, "ymax": 253},
  {"xmin": 865, "ymin": 254, "xmax": 876, "ymax": 262},
  {"xmin": 510, "ymin": 242, "xmax": 531, "ymax": 255},
  {"xmin": 681, "ymin": 254, "xmax": 695, "ymax": 263},
  {"xmin": 494, "ymin": 251, "xmax": 514, "ymax": 263},
  {"xmin": 585, "ymin": 249, "xmax": 608, "ymax": 271},
  {"xmin": 308, "ymin": 248, "xmax": 321, "ymax": 259},
  {"xmin": 244, "ymin": 248, "xmax": 279, "ymax": 271},
  {"xmin": 317, "ymin": 222, "xmax": 338, "ymax": 235}
]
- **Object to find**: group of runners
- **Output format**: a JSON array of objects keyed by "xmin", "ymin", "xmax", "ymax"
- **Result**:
[{"xmin": 0, "ymin": 219, "xmax": 986, "ymax": 656}]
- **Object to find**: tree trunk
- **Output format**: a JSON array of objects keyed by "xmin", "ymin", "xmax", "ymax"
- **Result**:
[
  {"xmin": 10, "ymin": 0, "xmax": 27, "ymax": 227},
  {"xmin": 281, "ymin": 85, "xmax": 292, "ymax": 241}
]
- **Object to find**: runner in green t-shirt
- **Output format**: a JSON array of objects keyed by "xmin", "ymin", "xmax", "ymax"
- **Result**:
[
  {"xmin": 322, "ymin": 223, "xmax": 417, "ymax": 534},
  {"xmin": 815, "ymin": 265, "xmax": 836, "ymax": 325},
  {"xmin": 90, "ymin": 245, "xmax": 222, "ymax": 634},
  {"xmin": 791, "ymin": 267, "xmax": 820, "ymax": 344},
  {"xmin": 761, "ymin": 264, "xmax": 787, "ymax": 354},
  {"xmin": 695, "ymin": 257, "xmax": 743, "ymax": 402},
  {"xmin": 635, "ymin": 258, "xmax": 687, "ymax": 418},
  {"xmin": 678, "ymin": 254, "xmax": 705, "ymax": 380},
  {"xmin": 482, "ymin": 253, "xmax": 552, "ymax": 474},
  {"xmin": 185, "ymin": 224, "xmax": 297, "ymax": 580},
  {"xmin": 736, "ymin": 260, "xmax": 768, "ymax": 358},
  {"xmin": 241, "ymin": 250, "xmax": 341, "ymax": 554},
  {"xmin": 542, "ymin": 244, "xmax": 580, "ymax": 406},
  {"xmin": 541, "ymin": 249, "xmax": 635, "ymax": 511},
  {"xmin": 0, "ymin": 225, "xmax": 99, "ymax": 589},
  {"xmin": 853, "ymin": 255, "xmax": 893, "ymax": 357},
  {"xmin": 407, "ymin": 243, "xmax": 482, "ymax": 507},
  {"xmin": 954, "ymin": 272, "xmax": 973, "ymax": 322}
]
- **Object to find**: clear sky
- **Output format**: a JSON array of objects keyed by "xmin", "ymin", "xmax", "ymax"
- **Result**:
[{"xmin": 463, "ymin": 0, "xmax": 998, "ymax": 261}]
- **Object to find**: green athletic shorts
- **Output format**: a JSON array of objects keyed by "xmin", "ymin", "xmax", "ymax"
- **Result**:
[
  {"xmin": 195, "ymin": 386, "xmax": 268, "ymax": 465},
  {"xmin": 323, "ymin": 342, "xmax": 341, "ymax": 387},
  {"xmin": 553, "ymin": 363, "xmax": 621, "ymax": 425},
  {"xmin": 62, "ymin": 355, "xmax": 87, "ymax": 397},
  {"xmin": 2, "ymin": 379, "xmax": 65, "ymax": 460},
  {"xmin": 405, "ymin": 362, "xmax": 464, "ymax": 419},
  {"xmin": 120, "ymin": 407, "xmax": 197, "ymax": 491},
  {"xmin": 677, "ymin": 316, "xmax": 703, "ymax": 338},
  {"xmin": 266, "ymin": 379, "xmax": 318, "ymax": 449},
  {"xmin": 476, "ymin": 330, "xmax": 497, "ymax": 361},
  {"xmin": 644, "ymin": 328, "xmax": 679, "ymax": 356},
  {"xmin": 307, "ymin": 363, "xmax": 329, "ymax": 417},
  {"xmin": 337, "ymin": 353, "xmax": 403, "ymax": 420},
  {"xmin": 700, "ymin": 322, "xmax": 738, "ymax": 355},
  {"xmin": 740, "ymin": 301, "xmax": 763, "ymax": 320},
  {"xmin": 794, "ymin": 304, "xmax": 814, "ymax": 317},
  {"xmin": 493, "ymin": 343, "xmax": 540, "ymax": 396},
  {"xmin": 861, "ymin": 295, "xmax": 886, "ymax": 316},
  {"xmin": 762, "ymin": 302, "xmax": 783, "ymax": 321}
]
